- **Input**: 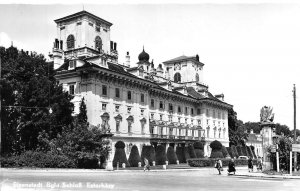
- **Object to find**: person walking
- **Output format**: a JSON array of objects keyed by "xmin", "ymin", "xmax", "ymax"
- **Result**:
[
  {"xmin": 248, "ymin": 157, "xmax": 253, "ymax": 172},
  {"xmin": 228, "ymin": 158, "xmax": 236, "ymax": 175},
  {"xmin": 257, "ymin": 157, "xmax": 262, "ymax": 171},
  {"xmin": 215, "ymin": 159, "xmax": 223, "ymax": 175},
  {"xmin": 144, "ymin": 158, "xmax": 150, "ymax": 172}
]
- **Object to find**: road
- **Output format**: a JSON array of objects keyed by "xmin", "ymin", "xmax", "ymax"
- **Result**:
[{"xmin": 1, "ymin": 168, "xmax": 299, "ymax": 191}]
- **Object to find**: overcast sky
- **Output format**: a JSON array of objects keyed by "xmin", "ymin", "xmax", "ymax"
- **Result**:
[{"xmin": 0, "ymin": 0, "xmax": 299, "ymax": 130}]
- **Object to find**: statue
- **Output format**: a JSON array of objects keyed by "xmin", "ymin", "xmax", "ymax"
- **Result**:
[{"xmin": 260, "ymin": 106, "xmax": 275, "ymax": 123}]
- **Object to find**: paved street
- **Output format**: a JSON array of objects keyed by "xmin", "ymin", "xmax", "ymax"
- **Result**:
[{"xmin": 1, "ymin": 168, "xmax": 299, "ymax": 191}]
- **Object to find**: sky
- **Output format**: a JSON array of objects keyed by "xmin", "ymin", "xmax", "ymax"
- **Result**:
[{"xmin": 0, "ymin": 0, "xmax": 299, "ymax": 130}]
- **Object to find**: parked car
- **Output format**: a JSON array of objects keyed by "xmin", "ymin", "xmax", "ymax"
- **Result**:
[{"xmin": 238, "ymin": 156, "xmax": 249, "ymax": 160}]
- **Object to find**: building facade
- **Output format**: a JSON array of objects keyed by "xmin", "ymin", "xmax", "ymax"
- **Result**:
[{"xmin": 51, "ymin": 11, "xmax": 233, "ymax": 158}]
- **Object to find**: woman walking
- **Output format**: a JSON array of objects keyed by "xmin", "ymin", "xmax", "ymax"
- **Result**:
[
  {"xmin": 215, "ymin": 159, "xmax": 223, "ymax": 175},
  {"xmin": 248, "ymin": 157, "xmax": 253, "ymax": 172}
]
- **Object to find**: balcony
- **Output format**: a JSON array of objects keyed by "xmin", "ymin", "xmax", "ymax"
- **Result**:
[{"xmin": 178, "ymin": 136, "xmax": 186, "ymax": 140}]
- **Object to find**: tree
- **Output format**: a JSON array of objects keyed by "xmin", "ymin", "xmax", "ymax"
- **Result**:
[
  {"xmin": 228, "ymin": 108, "xmax": 248, "ymax": 146},
  {"xmin": 244, "ymin": 122, "xmax": 261, "ymax": 134},
  {"xmin": 77, "ymin": 98, "xmax": 87, "ymax": 124},
  {"xmin": 0, "ymin": 46, "xmax": 74, "ymax": 155}
]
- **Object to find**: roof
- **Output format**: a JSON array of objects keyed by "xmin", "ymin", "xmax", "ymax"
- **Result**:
[
  {"xmin": 54, "ymin": 10, "xmax": 113, "ymax": 26},
  {"xmin": 163, "ymin": 55, "xmax": 204, "ymax": 65},
  {"xmin": 186, "ymin": 87, "xmax": 205, "ymax": 99}
]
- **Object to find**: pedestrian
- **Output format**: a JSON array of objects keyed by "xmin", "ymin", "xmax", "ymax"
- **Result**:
[
  {"xmin": 215, "ymin": 159, "xmax": 223, "ymax": 175},
  {"xmin": 248, "ymin": 157, "xmax": 253, "ymax": 172},
  {"xmin": 257, "ymin": 157, "xmax": 262, "ymax": 171},
  {"xmin": 228, "ymin": 158, "xmax": 236, "ymax": 175},
  {"xmin": 144, "ymin": 158, "xmax": 150, "ymax": 172}
]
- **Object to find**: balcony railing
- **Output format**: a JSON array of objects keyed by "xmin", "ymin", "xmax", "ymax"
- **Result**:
[{"xmin": 178, "ymin": 136, "xmax": 185, "ymax": 140}]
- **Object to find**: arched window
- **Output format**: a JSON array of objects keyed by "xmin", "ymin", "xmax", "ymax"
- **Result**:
[
  {"xmin": 174, "ymin": 72, "xmax": 181, "ymax": 83},
  {"xmin": 95, "ymin": 36, "xmax": 102, "ymax": 50},
  {"xmin": 67, "ymin": 35, "xmax": 75, "ymax": 49},
  {"xmin": 195, "ymin": 73, "xmax": 199, "ymax": 82}
]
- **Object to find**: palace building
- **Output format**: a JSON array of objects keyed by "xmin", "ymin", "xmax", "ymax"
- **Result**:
[{"xmin": 51, "ymin": 10, "xmax": 232, "ymax": 158}]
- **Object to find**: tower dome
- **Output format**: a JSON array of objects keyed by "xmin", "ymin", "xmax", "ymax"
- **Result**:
[{"xmin": 138, "ymin": 47, "xmax": 150, "ymax": 61}]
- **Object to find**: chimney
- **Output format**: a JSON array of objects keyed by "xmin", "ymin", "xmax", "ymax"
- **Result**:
[
  {"xmin": 196, "ymin": 54, "xmax": 199, "ymax": 62},
  {"xmin": 55, "ymin": 39, "xmax": 59, "ymax": 49},
  {"xmin": 125, "ymin": 51, "xmax": 130, "ymax": 67},
  {"xmin": 60, "ymin": 40, "xmax": 63, "ymax": 50},
  {"xmin": 215, "ymin": 94, "xmax": 224, "ymax": 101},
  {"xmin": 114, "ymin": 42, "xmax": 117, "ymax": 50},
  {"xmin": 110, "ymin": 41, "xmax": 114, "ymax": 50}
]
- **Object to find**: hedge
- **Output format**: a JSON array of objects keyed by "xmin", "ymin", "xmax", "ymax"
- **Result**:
[
  {"xmin": 76, "ymin": 152, "xmax": 99, "ymax": 169},
  {"xmin": 187, "ymin": 158, "xmax": 258, "ymax": 167},
  {"xmin": 193, "ymin": 141, "xmax": 204, "ymax": 150},
  {"xmin": 231, "ymin": 146, "xmax": 239, "ymax": 158},
  {"xmin": 128, "ymin": 145, "xmax": 142, "ymax": 167},
  {"xmin": 113, "ymin": 147, "xmax": 130, "ymax": 167},
  {"xmin": 184, "ymin": 146, "xmax": 190, "ymax": 161},
  {"xmin": 167, "ymin": 146, "xmax": 178, "ymax": 164},
  {"xmin": 0, "ymin": 151, "xmax": 76, "ymax": 168},
  {"xmin": 188, "ymin": 145, "xmax": 196, "ymax": 158},
  {"xmin": 210, "ymin": 151, "xmax": 224, "ymax": 158},
  {"xmin": 221, "ymin": 146, "xmax": 230, "ymax": 158},
  {"xmin": 176, "ymin": 147, "xmax": 185, "ymax": 163},
  {"xmin": 195, "ymin": 149, "xmax": 204, "ymax": 158},
  {"xmin": 236, "ymin": 146, "xmax": 243, "ymax": 156},
  {"xmin": 141, "ymin": 145, "xmax": 156, "ymax": 166},
  {"xmin": 250, "ymin": 146, "xmax": 257, "ymax": 158},
  {"xmin": 155, "ymin": 145, "xmax": 167, "ymax": 165},
  {"xmin": 210, "ymin": 140, "xmax": 223, "ymax": 151},
  {"xmin": 226, "ymin": 147, "xmax": 233, "ymax": 158},
  {"xmin": 115, "ymin": 141, "xmax": 125, "ymax": 149},
  {"xmin": 246, "ymin": 146, "xmax": 253, "ymax": 159}
]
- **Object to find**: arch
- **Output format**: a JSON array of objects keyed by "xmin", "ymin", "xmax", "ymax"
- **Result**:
[
  {"xmin": 95, "ymin": 36, "xmax": 102, "ymax": 50},
  {"xmin": 195, "ymin": 73, "xmax": 199, "ymax": 82},
  {"xmin": 67, "ymin": 34, "xmax": 75, "ymax": 49},
  {"xmin": 174, "ymin": 72, "xmax": 181, "ymax": 83}
]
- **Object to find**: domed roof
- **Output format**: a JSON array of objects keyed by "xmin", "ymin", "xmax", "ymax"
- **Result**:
[{"xmin": 138, "ymin": 47, "xmax": 150, "ymax": 61}]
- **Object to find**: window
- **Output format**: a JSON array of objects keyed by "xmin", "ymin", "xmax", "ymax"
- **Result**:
[
  {"xmin": 102, "ymin": 103, "xmax": 107, "ymax": 111},
  {"xmin": 115, "ymin": 105, "xmax": 120, "ymax": 112},
  {"xmin": 77, "ymin": 22, "xmax": 82, "ymax": 25},
  {"xmin": 69, "ymin": 84, "xmax": 75, "ymax": 95},
  {"xmin": 160, "ymin": 114, "xmax": 163, "ymax": 121},
  {"xmin": 67, "ymin": 35, "xmax": 75, "ymax": 49},
  {"xmin": 141, "ymin": 123, "xmax": 145, "ymax": 134},
  {"xmin": 191, "ymin": 119, "xmax": 194, "ymax": 125},
  {"xmin": 174, "ymin": 72, "xmax": 181, "ymax": 83},
  {"xmin": 197, "ymin": 109, "xmax": 201, "ymax": 115},
  {"xmin": 116, "ymin": 121, "xmax": 120, "ymax": 132},
  {"xmin": 185, "ymin": 107, "xmax": 188, "ymax": 114},
  {"xmin": 178, "ymin": 106, "xmax": 181, "ymax": 113},
  {"xmin": 150, "ymin": 99, "xmax": 155, "ymax": 108},
  {"xmin": 115, "ymin": 88, "xmax": 120, "ymax": 98},
  {"xmin": 168, "ymin": 115, "xmax": 172, "ymax": 122},
  {"xmin": 151, "ymin": 113, "xmax": 154, "ymax": 119},
  {"xmin": 127, "ymin": 91, "xmax": 132, "ymax": 100},
  {"xmin": 191, "ymin": 108, "xmax": 194, "ymax": 115},
  {"xmin": 95, "ymin": 36, "xmax": 102, "ymax": 50},
  {"xmin": 141, "ymin": 94, "xmax": 145, "ymax": 103},
  {"xmin": 102, "ymin": 85, "xmax": 107, "ymax": 96},
  {"xmin": 206, "ymin": 109, "xmax": 209, "ymax": 117},
  {"xmin": 213, "ymin": 110, "xmax": 216, "ymax": 118},
  {"xmin": 198, "ymin": 120, "xmax": 201, "ymax": 125},
  {"xmin": 169, "ymin": 103, "xmax": 173, "ymax": 112},
  {"xmin": 141, "ymin": 109, "xmax": 144, "ymax": 116},
  {"xmin": 89, "ymin": 22, "xmax": 94, "ymax": 27},
  {"xmin": 178, "ymin": 117, "xmax": 181, "ymax": 123},
  {"xmin": 128, "ymin": 122, "xmax": 132, "ymax": 133},
  {"xmin": 96, "ymin": 23, "xmax": 100, "ymax": 32},
  {"xmin": 127, "ymin": 107, "xmax": 132, "ymax": 114},
  {"xmin": 185, "ymin": 118, "xmax": 188, "ymax": 123},
  {"xmin": 159, "ymin": 101, "xmax": 164, "ymax": 109}
]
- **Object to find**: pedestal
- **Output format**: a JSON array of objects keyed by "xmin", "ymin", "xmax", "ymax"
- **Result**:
[
  {"xmin": 102, "ymin": 133, "xmax": 114, "ymax": 171},
  {"xmin": 260, "ymin": 122, "xmax": 275, "ymax": 171}
]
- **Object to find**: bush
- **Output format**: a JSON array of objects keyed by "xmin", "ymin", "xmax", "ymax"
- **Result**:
[
  {"xmin": 188, "ymin": 145, "xmax": 196, "ymax": 158},
  {"xmin": 76, "ymin": 152, "xmax": 99, "ymax": 169},
  {"xmin": 193, "ymin": 141, "xmax": 204, "ymax": 150},
  {"xmin": 167, "ymin": 146, "xmax": 178, "ymax": 164},
  {"xmin": 210, "ymin": 151, "xmax": 224, "ymax": 158},
  {"xmin": 128, "ymin": 145, "xmax": 142, "ymax": 167},
  {"xmin": 195, "ymin": 149, "xmax": 204, "ymax": 158},
  {"xmin": 221, "ymin": 146, "xmax": 230, "ymax": 158},
  {"xmin": 187, "ymin": 158, "xmax": 258, "ymax": 167},
  {"xmin": 115, "ymin": 141, "xmax": 125, "ymax": 149},
  {"xmin": 210, "ymin": 140, "xmax": 223, "ymax": 151},
  {"xmin": 176, "ymin": 147, "xmax": 185, "ymax": 163},
  {"xmin": 241, "ymin": 146, "xmax": 248, "ymax": 156},
  {"xmin": 155, "ymin": 145, "xmax": 167, "ymax": 165},
  {"xmin": 113, "ymin": 148, "xmax": 130, "ymax": 167},
  {"xmin": 226, "ymin": 147, "xmax": 233, "ymax": 158},
  {"xmin": 141, "ymin": 145, "xmax": 156, "ymax": 166},
  {"xmin": 246, "ymin": 146, "xmax": 253, "ymax": 159}
]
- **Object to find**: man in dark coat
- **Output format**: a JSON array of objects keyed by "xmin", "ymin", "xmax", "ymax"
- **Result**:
[{"xmin": 228, "ymin": 159, "xmax": 236, "ymax": 175}]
